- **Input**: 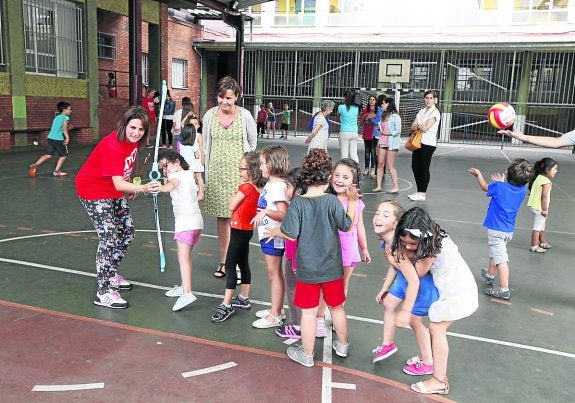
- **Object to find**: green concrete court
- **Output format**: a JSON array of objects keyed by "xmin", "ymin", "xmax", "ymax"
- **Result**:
[{"xmin": 0, "ymin": 136, "xmax": 574, "ymax": 402}]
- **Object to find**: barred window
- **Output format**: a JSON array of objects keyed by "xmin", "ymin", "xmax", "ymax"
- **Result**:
[
  {"xmin": 172, "ymin": 58, "xmax": 187, "ymax": 89},
  {"xmin": 23, "ymin": 0, "xmax": 84, "ymax": 77},
  {"xmin": 97, "ymin": 32, "xmax": 115, "ymax": 60}
]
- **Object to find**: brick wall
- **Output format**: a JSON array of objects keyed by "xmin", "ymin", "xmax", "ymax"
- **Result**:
[{"xmin": 0, "ymin": 96, "xmax": 14, "ymax": 131}]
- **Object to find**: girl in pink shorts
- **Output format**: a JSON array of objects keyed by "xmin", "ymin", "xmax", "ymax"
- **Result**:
[{"xmin": 156, "ymin": 149, "xmax": 203, "ymax": 312}]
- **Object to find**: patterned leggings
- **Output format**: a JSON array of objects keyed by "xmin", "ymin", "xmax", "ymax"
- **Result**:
[{"xmin": 80, "ymin": 197, "xmax": 135, "ymax": 294}]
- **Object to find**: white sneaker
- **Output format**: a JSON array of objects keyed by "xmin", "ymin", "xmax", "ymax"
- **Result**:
[
  {"xmin": 165, "ymin": 285, "xmax": 184, "ymax": 297},
  {"xmin": 94, "ymin": 290, "xmax": 128, "ymax": 309},
  {"xmin": 172, "ymin": 292, "xmax": 197, "ymax": 311},
  {"xmin": 255, "ymin": 309, "xmax": 286, "ymax": 320},
  {"xmin": 316, "ymin": 317, "xmax": 327, "ymax": 338},
  {"xmin": 408, "ymin": 193, "xmax": 426, "ymax": 201}
]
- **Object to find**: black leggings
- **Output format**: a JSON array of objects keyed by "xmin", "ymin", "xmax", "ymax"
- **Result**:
[
  {"xmin": 225, "ymin": 228, "xmax": 253, "ymax": 289},
  {"xmin": 363, "ymin": 139, "xmax": 377, "ymax": 170},
  {"xmin": 160, "ymin": 119, "xmax": 173, "ymax": 146},
  {"xmin": 411, "ymin": 144, "xmax": 436, "ymax": 192}
]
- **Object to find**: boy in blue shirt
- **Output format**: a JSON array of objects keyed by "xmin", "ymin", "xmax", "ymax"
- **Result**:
[
  {"xmin": 29, "ymin": 101, "xmax": 72, "ymax": 177},
  {"xmin": 468, "ymin": 159, "xmax": 534, "ymax": 300}
]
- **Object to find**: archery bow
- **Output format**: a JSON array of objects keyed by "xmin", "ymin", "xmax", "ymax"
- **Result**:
[{"xmin": 149, "ymin": 80, "xmax": 167, "ymax": 271}]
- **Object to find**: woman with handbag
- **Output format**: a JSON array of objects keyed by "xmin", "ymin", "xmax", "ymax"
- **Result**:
[{"xmin": 408, "ymin": 90, "xmax": 440, "ymax": 201}]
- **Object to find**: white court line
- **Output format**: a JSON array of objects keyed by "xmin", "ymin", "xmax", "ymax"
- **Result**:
[
  {"xmin": 1, "ymin": 232, "xmax": 575, "ymax": 360},
  {"xmin": 181, "ymin": 362, "xmax": 237, "ymax": 378},
  {"xmin": 500, "ymin": 149, "xmax": 512, "ymax": 163},
  {"xmin": 434, "ymin": 147, "xmax": 465, "ymax": 157},
  {"xmin": 331, "ymin": 382, "xmax": 356, "ymax": 390},
  {"xmin": 32, "ymin": 383, "xmax": 104, "ymax": 392}
]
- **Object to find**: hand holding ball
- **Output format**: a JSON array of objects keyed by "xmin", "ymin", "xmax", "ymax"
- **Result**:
[{"xmin": 488, "ymin": 103, "xmax": 516, "ymax": 130}]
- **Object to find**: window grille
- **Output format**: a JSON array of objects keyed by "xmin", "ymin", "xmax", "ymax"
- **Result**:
[
  {"xmin": 172, "ymin": 58, "xmax": 187, "ymax": 89},
  {"xmin": 23, "ymin": 0, "xmax": 84, "ymax": 77},
  {"xmin": 97, "ymin": 32, "xmax": 115, "ymax": 60}
]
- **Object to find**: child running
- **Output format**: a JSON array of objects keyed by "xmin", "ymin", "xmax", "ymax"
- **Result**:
[
  {"xmin": 527, "ymin": 157, "xmax": 558, "ymax": 253},
  {"xmin": 153, "ymin": 149, "xmax": 203, "ymax": 311},
  {"xmin": 372, "ymin": 201, "xmax": 438, "ymax": 377},
  {"xmin": 251, "ymin": 145, "xmax": 290, "ymax": 328},
  {"xmin": 29, "ymin": 101, "xmax": 72, "ymax": 177},
  {"xmin": 385, "ymin": 207, "xmax": 478, "ymax": 395},
  {"xmin": 267, "ymin": 148, "xmax": 360, "ymax": 367},
  {"xmin": 176, "ymin": 116, "xmax": 205, "ymax": 200},
  {"xmin": 271, "ymin": 168, "xmax": 307, "ymax": 340},
  {"xmin": 469, "ymin": 159, "xmax": 533, "ymax": 300},
  {"xmin": 211, "ymin": 151, "xmax": 264, "ymax": 322}
]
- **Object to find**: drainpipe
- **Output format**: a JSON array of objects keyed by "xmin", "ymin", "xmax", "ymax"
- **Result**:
[{"xmin": 193, "ymin": 45, "xmax": 204, "ymax": 114}]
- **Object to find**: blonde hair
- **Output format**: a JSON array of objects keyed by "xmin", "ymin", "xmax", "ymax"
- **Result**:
[{"xmin": 378, "ymin": 200, "xmax": 405, "ymax": 222}]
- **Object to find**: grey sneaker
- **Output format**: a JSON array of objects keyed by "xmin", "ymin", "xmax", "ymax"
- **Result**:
[
  {"xmin": 332, "ymin": 339, "xmax": 350, "ymax": 358},
  {"xmin": 481, "ymin": 269, "xmax": 494, "ymax": 286},
  {"xmin": 485, "ymin": 287, "xmax": 510, "ymax": 300},
  {"xmin": 287, "ymin": 345, "xmax": 314, "ymax": 367},
  {"xmin": 211, "ymin": 304, "xmax": 235, "ymax": 322},
  {"xmin": 231, "ymin": 295, "xmax": 251, "ymax": 309}
]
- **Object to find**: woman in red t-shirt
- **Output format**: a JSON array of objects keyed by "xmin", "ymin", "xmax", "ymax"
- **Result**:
[
  {"xmin": 360, "ymin": 95, "xmax": 378, "ymax": 178},
  {"xmin": 76, "ymin": 106, "xmax": 156, "ymax": 309}
]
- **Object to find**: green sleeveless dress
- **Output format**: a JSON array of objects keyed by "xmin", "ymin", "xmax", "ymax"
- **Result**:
[{"xmin": 204, "ymin": 112, "xmax": 244, "ymax": 218}]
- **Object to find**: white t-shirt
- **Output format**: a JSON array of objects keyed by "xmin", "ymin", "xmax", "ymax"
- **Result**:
[
  {"xmin": 168, "ymin": 170, "xmax": 203, "ymax": 233},
  {"xmin": 177, "ymin": 142, "xmax": 204, "ymax": 173},
  {"xmin": 415, "ymin": 106, "xmax": 441, "ymax": 147},
  {"xmin": 562, "ymin": 129, "xmax": 575, "ymax": 144},
  {"xmin": 256, "ymin": 180, "xmax": 288, "ymax": 247},
  {"xmin": 308, "ymin": 113, "xmax": 329, "ymax": 151}
]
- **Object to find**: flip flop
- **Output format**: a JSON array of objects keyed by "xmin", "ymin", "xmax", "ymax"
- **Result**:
[
  {"xmin": 214, "ymin": 263, "xmax": 225, "ymax": 278},
  {"xmin": 386, "ymin": 189, "xmax": 399, "ymax": 194}
]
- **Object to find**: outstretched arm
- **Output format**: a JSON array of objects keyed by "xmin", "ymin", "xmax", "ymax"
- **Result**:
[
  {"xmin": 499, "ymin": 129, "xmax": 572, "ymax": 148},
  {"xmin": 468, "ymin": 168, "xmax": 489, "ymax": 192}
]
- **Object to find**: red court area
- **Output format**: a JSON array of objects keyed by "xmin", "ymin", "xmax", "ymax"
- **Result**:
[{"xmin": 0, "ymin": 301, "xmax": 450, "ymax": 402}]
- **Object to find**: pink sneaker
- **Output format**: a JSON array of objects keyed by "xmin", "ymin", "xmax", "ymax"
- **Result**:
[
  {"xmin": 372, "ymin": 343, "xmax": 398, "ymax": 363},
  {"xmin": 403, "ymin": 360, "xmax": 434, "ymax": 376}
]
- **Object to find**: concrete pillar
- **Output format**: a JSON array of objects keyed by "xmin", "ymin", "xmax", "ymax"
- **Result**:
[
  {"xmin": 440, "ymin": 51, "xmax": 457, "ymax": 142},
  {"xmin": 85, "ymin": 0, "xmax": 99, "ymax": 139},
  {"xmin": 514, "ymin": 51, "xmax": 533, "ymax": 145},
  {"xmin": 6, "ymin": 0, "xmax": 27, "ymax": 145}
]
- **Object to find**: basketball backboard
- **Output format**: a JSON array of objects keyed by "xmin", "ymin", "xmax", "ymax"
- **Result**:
[{"xmin": 378, "ymin": 59, "xmax": 411, "ymax": 84}]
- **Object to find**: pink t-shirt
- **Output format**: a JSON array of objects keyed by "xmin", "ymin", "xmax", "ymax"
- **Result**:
[{"xmin": 378, "ymin": 121, "xmax": 389, "ymax": 148}]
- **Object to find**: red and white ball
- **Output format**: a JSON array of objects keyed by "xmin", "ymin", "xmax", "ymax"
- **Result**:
[{"xmin": 488, "ymin": 102, "xmax": 516, "ymax": 130}]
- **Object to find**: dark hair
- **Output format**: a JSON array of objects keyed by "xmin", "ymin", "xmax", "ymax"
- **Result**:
[
  {"xmin": 383, "ymin": 97, "xmax": 398, "ymax": 119},
  {"xmin": 366, "ymin": 95, "xmax": 377, "ymax": 113},
  {"xmin": 343, "ymin": 89, "xmax": 354, "ymax": 110},
  {"xmin": 332, "ymin": 158, "xmax": 361, "ymax": 189},
  {"xmin": 242, "ymin": 151, "xmax": 266, "ymax": 188},
  {"xmin": 180, "ymin": 123, "xmax": 196, "ymax": 146},
  {"xmin": 158, "ymin": 149, "xmax": 190, "ymax": 171},
  {"xmin": 261, "ymin": 145, "xmax": 291, "ymax": 178},
  {"xmin": 298, "ymin": 148, "xmax": 333, "ymax": 186},
  {"xmin": 116, "ymin": 106, "xmax": 150, "ymax": 147},
  {"xmin": 216, "ymin": 76, "xmax": 241, "ymax": 98},
  {"xmin": 392, "ymin": 207, "xmax": 446, "ymax": 262},
  {"xmin": 507, "ymin": 158, "xmax": 534, "ymax": 187},
  {"xmin": 285, "ymin": 167, "xmax": 307, "ymax": 197},
  {"xmin": 528, "ymin": 157, "xmax": 557, "ymax": 190},
  {"xmin": 424, "ymin": 90, "xmax": 438, "ymax": 99},
  {"xmin": 57, "ymin": 101, "xmax": 71, "ymax": 113}
]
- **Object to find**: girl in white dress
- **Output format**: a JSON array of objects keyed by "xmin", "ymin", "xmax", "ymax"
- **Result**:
[{"xmin": 385, "ymin": 207, "xmax": 478, "ymax": 396}]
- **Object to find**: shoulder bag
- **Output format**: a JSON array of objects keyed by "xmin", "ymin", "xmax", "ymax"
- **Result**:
[{"xmin": 405, "ymin": 129, "xmax": 423, "ymax": 151}]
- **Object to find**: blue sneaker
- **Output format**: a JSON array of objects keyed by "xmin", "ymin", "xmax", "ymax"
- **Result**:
[{"xmin": 211, "ymin": 304, "xmax": 235, "ymax": 322}]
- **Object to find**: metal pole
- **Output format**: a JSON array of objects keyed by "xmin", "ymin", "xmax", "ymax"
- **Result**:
[{"xmin": 129, "ymin": 0, "xmax": 142, "ymax": 106}]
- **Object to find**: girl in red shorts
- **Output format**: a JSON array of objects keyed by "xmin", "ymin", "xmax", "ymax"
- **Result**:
[{"xmin": 266, "ymin": 148, "xmax": 360, "ymax": 367}]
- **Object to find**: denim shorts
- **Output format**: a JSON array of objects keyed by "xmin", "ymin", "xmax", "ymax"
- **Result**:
[{"xmin": 488, "ymin": 229, "xmax": 513, "ymax": 265}]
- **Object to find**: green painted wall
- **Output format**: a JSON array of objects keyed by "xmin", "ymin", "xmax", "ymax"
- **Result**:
[
  {"xmin": 97, "ymin": 0, "xmax": 159, "ymax": 24},
  {"xmin": 26, "ymin": 76, "xmax": 88, "ymax": 98},
  {"xmin": 0, "ymin": 73, "xmax": 11, "ymax": 95}
]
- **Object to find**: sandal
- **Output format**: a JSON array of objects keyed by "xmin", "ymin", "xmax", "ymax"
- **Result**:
[
  {"xmin": 411, "ymin": 376, "xmax": 449, "ymax": 395},
  {"xmin": 214, "ymin": 263, "xmax": 226, "ymax": 278}
]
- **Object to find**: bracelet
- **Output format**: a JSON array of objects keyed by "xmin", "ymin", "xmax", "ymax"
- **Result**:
[{"xmin": 133, "ymin": 185, "xmax": 138, "ymax": 194}]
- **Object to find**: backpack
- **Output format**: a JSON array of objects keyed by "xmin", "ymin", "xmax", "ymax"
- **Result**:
[{"xmin": 308, "ymin": 112, "xmax": 331, "ymax": 134}]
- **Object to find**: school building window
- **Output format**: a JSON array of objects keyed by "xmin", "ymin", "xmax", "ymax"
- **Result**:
[
  {"xmin": 97, "ymin": 32, "xmax": 116, "ymax": 60},
  {"xmin": 142, "ymin": 53, "xmax": 149, "ymax": 85},
  {"xmin": 23, "ymin": 0, "xmax": 84, "ymax": 77},
  {"xmin": 172, "ymin": 58, "xmax": 187, "ymax": 89}
]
